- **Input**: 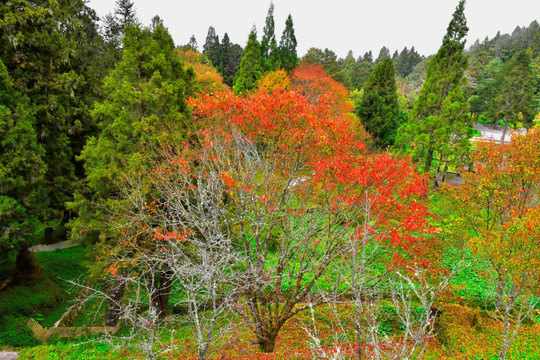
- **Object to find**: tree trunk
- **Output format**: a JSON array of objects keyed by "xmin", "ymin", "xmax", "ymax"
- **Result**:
[
  {"xmin": 500, "ymin": 118, "xmax": 509, "ymax": 144},
  {"xmin": 424, "ymin": 148, "xmax": 434, "ymax": 173},
  {"xmin": 14, "ymin": 247, "xmax": 39, "ymax": 283},
  {"xmin": 257, "ymin": 328, "xmax": 279, "ymax": 353},
  {"xmin": 151, "ymin": 267, "xmax": 174, "ymax": 318},
  {"xmin": 104, "ymin": 277, "xmax": 126, "ymax": 326}
]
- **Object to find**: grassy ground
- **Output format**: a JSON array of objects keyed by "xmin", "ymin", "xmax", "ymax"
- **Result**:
[
  {"xmin": 0, "ymin": 246, "xmax": 91, "ymax": 348},
  {"xmin": 16, "ymin": 302, "xmax": 540, "ymax": 359}
]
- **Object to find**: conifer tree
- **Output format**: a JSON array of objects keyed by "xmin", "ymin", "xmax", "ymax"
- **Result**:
[
  {"xmin": 261, "ymin": 2, "xmax": 279, "ymax": 71},
  {"xmin": 279, "ymin": 14, "xmax": 298, "ymax": 71},
  {"xmin": 72, "ymin": 24, "xmax": 196, "ymax": 243},
  {"xmin": 203, "ymin": 26, "xmax": 223, "ymax": 72},
  {"xmin": 358, "ymin": 57, "xmax": 401, "ymax": 147},
  {"xmin": 397, "ymin": 0, "xmax": 471, "ymax": 175},
  {"xmin": 491, "ymin": 50, "xmax": 536, "ymax": 142},
  {"xmin": 0, "ymin": 0, "xmax": 107, "ymax": 226},
  {"xmin": 234, "ymin": 28, "xmax": 263, "ymax": 94},
  {"xmin": 221, "ymin": 33, "xmax": 243, "ymax": 87},
  {"xmin": 0, "ymin": 59, "xmax": 46, "ymax": 280}
]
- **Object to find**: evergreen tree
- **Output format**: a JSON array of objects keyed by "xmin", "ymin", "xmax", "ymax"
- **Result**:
[
  {"xmin": 396, "ymin": 0, "xmax": 471, "ymax": 175},
  {"xmin": 72, "ymin": 24, "xmax": 196, "ymax": 318},
  {"xmin": 363, "ymin": 51, "xmax": 373, "ymax": 62},
  {"xmin": 234, "ymin": 28, "xmax": 263, "ymax": 94},
  {"xmin": 375, "ymin": 46, "xmax": 390, "ymax": 63},
  {"xmin": 491, "ymin": 50, "xmax": 536, "ymax": 142},
  {"xmin": 103, "ymin": 0, "xmax": 138, "ymax": 50},
  {"xmin": 203, "ymin": 26, "xmax": 224, "ymax": 72},
  {"xmin": 188, "ymin": 35, "xmax": 198, "ymax": 52},
  {"xmin": 221, "ymin": 33, "xmax": 243, "ymax": 87},
  {"xmin": 0, "ymin": 59, "xmax": 46, "ymax": 280},
  {"xmin": 0, "ymin": 0, "xmax": 108, "ymax": 227},
  {"xmin": 71, "ymin": 24, "xmax": 196, "ymax": 243},
  {"xmin": 279, "ymin": 14, "xmax": 298, "ymax": 71},
  {"xmin": 261, "ymin": 2, "xmax": 279, "ymax": 71},
  {"xmin": 357, "ymin": 57, "xmax": 401, "ymax": 147}
]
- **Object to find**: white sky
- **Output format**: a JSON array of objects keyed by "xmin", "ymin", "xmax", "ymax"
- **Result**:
[{"xmin": 86, "ymin": 0, "xmax": 540, "ymax": 58}]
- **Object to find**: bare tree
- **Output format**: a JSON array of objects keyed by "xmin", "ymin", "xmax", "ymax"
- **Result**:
[{"xmin": 302, "ymin": 193, "xmax": 459, "ymax": 360}]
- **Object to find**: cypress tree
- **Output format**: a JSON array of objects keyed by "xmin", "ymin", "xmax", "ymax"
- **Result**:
[
  {"xmin": 357, "ymin": 57, "xmax": 401, "ymax": 148},
  {"xmin": 0, "ymin": 0, "xmax": 108, "ymax": 227},
  {"xmin": 261, "ymin": 2, "xmax": 279, "ymax": 71},
  {"xmin": 0, "ymin": 59, "xmax": 46, "ymax": 280},
  {"xmin": 397, "ymin": 0, "xmax": 471, "ymax": 175},
  {"xmin": 234, "ymin": 28, "xmax": 264, "ymax": 94},
  {"xmin": 222, "ymin": 33, "xmax": 243, "ymax": 87},
  {"xmin": 279, "ymin": 14, "xmax": 298, "ymax": 71},
  {"xmin": 203, "ymin": 26, "xmax": 224, "ymax": 72},
  {"xmin": 491, "ymin": 50, "xmax": 536, "ymax": 142},
  {"xmin": 71, "ymin": 24, "xmax": 196, "ymax": 243}
]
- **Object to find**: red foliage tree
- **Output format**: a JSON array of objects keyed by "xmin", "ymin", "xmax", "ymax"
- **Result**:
[{"xmin": 186, "ymin": 89, "xmax": 435, "ymax": 352}]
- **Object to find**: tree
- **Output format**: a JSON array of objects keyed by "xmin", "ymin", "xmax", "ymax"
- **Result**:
[
  {"xmin": 70, "ymin": 24, "xmax": 196, "ymax": 320},
  {"xmin": 188, "ymin": 35, "xmax": 198, "ymax": 51},
  {"xmin": 396, "ymin": 0, "xmax": 471, "ymax": 176},
  {"xmin": 491, "ymin": 50, "xmax": 536, "ymax": 142},
  {"xmin": 289, "ymin": 64, "xmax": 356, "ymax": 122},
  {"xmin": 233, "ymin": 28, "xmax": 263, "ymax": 94},
  {"xmin": 176, "ymin": 49, "xmax": 229, "ymax": 95},
  {"xmin": 357, "ymin": 57, "xmax": 402, "ymax": 148},
  {"xmin": 256, "ymin": 69, "xmax": 291, "ymax": 93},
  {"xmin": 103, "ymin": 0, "xmax": 138, "ymax": 50},
  {"xmin": 221, "ymin": 33, "xmax": 244, "ymax": 87},
  {"xmin": 375, "ymin": 46, "xmax": 390, "ymax": 63},
  {"xmin": 189, "ymin": 89, "xmax": 434, "ymax": 353},
  {"xmin": 363, "ymin": 51, "xmax": 374, "ymax": 63},
  {"xmin": 279, "ymin": 14, "xmax": 298, "ymax": 71},
  {"xmin": 442, "ymin": 128, "xmax": 540, "ymax": 360},
  {"xmin": 0, "ymin": 0, "xmax": 108, "ymax": 229},
  {"xmin": 261, "ymin": 2, "xmax": 279, "ymax": 71},
  {"xmin": 203, "ymin": 26, "xmax": 223, "ymax": 71},
  {"xmin": 0, "ymin": 59, "xmax": 46, "ymax": 281}
]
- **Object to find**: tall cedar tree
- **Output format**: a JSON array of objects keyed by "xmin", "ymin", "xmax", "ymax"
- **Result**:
[
  {"xmin": 71, "ymin": 24, "xmax": 196, "ymax": 318},
  {"xmin": 234, "ymin": 28, "xmax": 264, "ymax": 94},
  {"xmin": 72, "ymin": 24, "xmax": 196, "ymax": 243},
  {"xmin": 261, "ymin": 2, "xmax": 279, "ymax": 71},
  {"xmin": 0, "ymin": 0, "xmax": 107, "ymax": 227},
  {"xmin": 279, "ymin": 14, "xmax": 298, "ymax": 71},
  {"xmin": 0, "ymin": 59, "xmax": 46, "ymax": 281},
  {"xmin": 397, "ymin": 0, "xmax": 471, "ymax": 175},
  {"xmin": 103, "ymin": 0, "xmax": 138, "ymax": 55},
  {"xmin": 358, "ymin": 57, "xmax": 402, "ymax": 148},
  {"xmin": 491, "ymin": 50, "xmax": 536, "ymax": 142},
  {"xmin": 221, "ymin": 33, "xmax": 244, "ymax": 87},
  {"xmin": 203, "ymin": 26, "xmax": 223, "ymax": 73}
]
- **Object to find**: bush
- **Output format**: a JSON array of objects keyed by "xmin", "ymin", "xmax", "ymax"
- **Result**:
[{"xmin": 0, "ymin": 316, "xmax": 41, "ymax": 347}]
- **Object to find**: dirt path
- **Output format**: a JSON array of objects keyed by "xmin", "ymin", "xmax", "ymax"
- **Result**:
[
  {"xmin": 0, "ymin": 352, "xmax": 18, "ymax": 360},
  {"xmin": 29, "ymin": 240, "xmax": 75, "ymax": 252}
]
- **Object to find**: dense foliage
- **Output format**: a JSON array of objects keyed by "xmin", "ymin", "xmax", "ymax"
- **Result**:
[{"xmin": 0, "ymin": 1, "xmax": 539, "ymax": 359}]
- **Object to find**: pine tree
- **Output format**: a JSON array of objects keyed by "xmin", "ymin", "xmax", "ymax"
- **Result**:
[
  {"xmin": 0, "ymin": 59, "xmax": 46, "ymax": 280},
  {"xmin": 71, "ymin": 24, "xmax": 196, "ymax": 243},
  {"xmin": 221, "ymin": 33, "xmax": 243, "ymax": 87},
  {"xmin": 0, "ymin": 0, "xmax": 108, "ymax": 227},
  {"xmin": 279, "ymin": 14, "xmax": 298, "ymax": 71},
  {"xmin": 358, "ymin": 57, "xmax": 401, "ymax": 147},
  {"xmin": 491, "ymin": 50, "xmax": 536, "ymax": 142},
  {"xmin": 363, "ymin": 51, "xmax": 373, "ymax": 63},
  {"xmin": 397, "ymin": 0, "xmax": 471, "ymax": 176},
  {"xmin": 261, "ymin": 2, "xmax": 279, "ymax": 71},
  {"xmin": 234, "ymin": 28, "xmax": 263, "ymax": 94},
  {"xmin": 203, "ymin": 26, "xmax": 224, "ymax": 72},
  {"xmin": 188, "ymin": 35, "xmax": 198, "ymax": 51}
]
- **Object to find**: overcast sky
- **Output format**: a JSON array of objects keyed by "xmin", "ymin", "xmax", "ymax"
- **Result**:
[{"xmin": 86, "ymin": 0, "xmax": 540, "ymax": 58}]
